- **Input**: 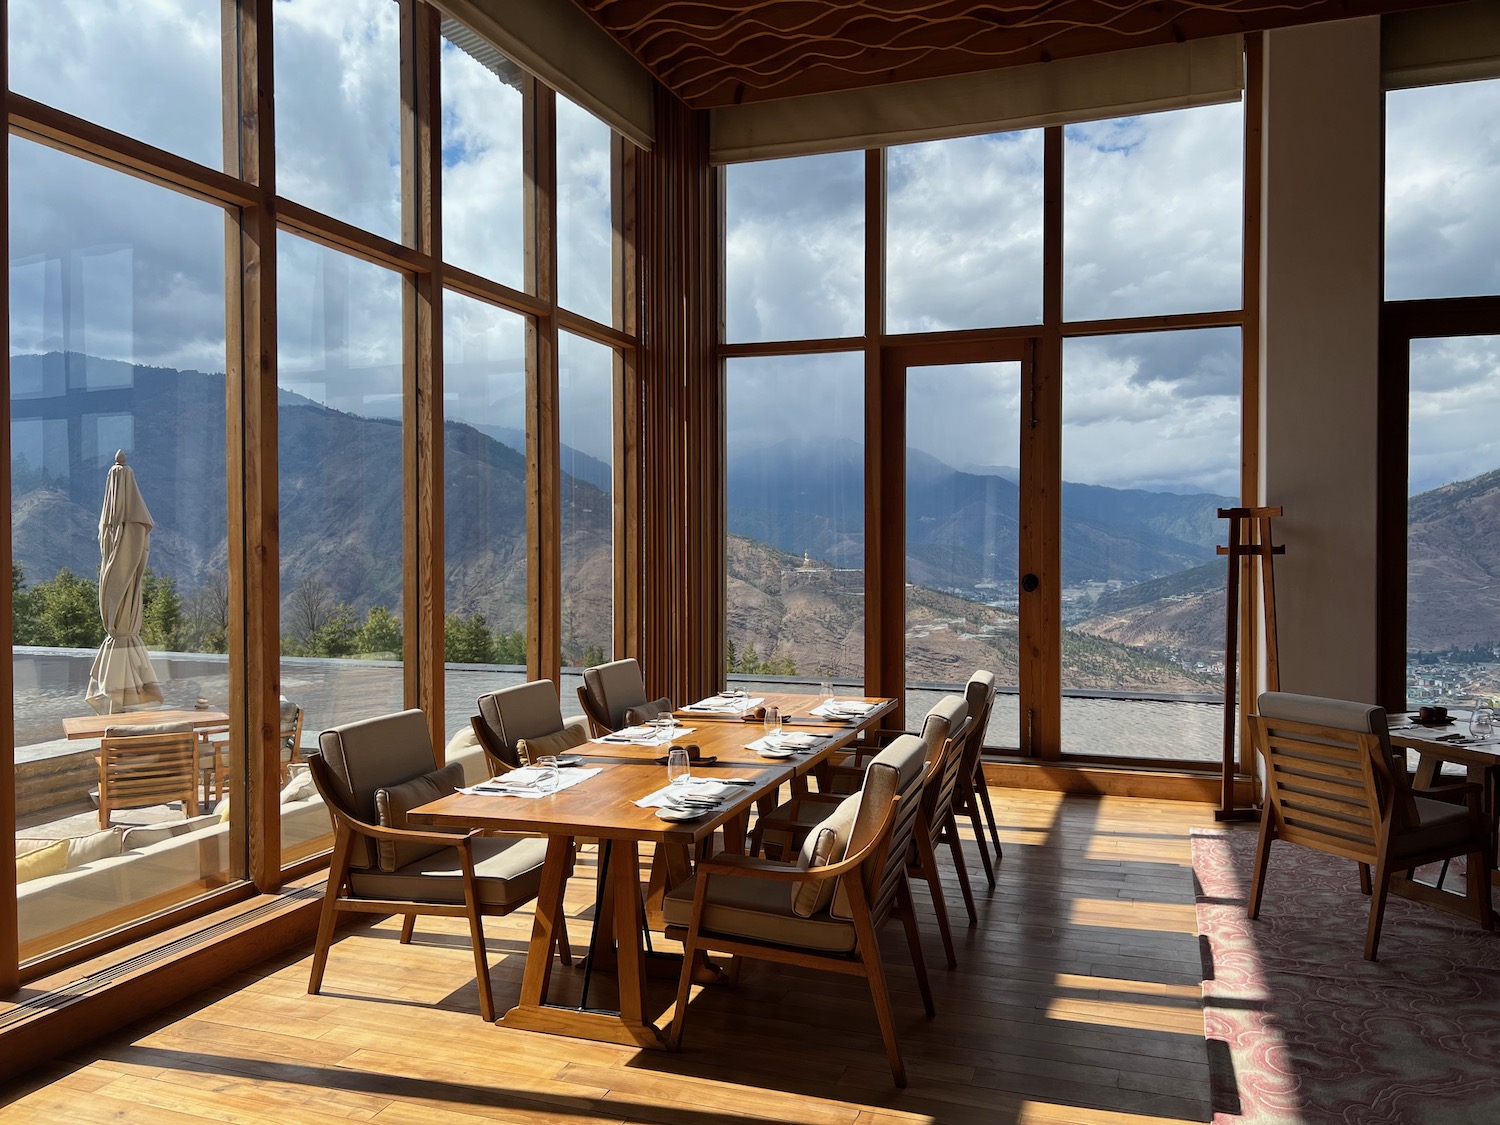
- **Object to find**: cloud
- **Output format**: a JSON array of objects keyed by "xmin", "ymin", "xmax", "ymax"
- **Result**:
[{"xmin": 1408, "ymin": 334, "xmax": 1500, "ymax": 495}]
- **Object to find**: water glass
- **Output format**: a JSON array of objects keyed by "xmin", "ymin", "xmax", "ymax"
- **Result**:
[
  {"xmin": 535, "ymin": 755, "xmax": 560, "ymax": 793},
  {"xmin": 667, "ymin": 745, "xmax": 691, "ymax": 786},
  {"xmin": 763, "ymin": 704, "xmax": 782, "ymax": 747},
  {"xmin": 818, "ymin": 678, "xmax": 834, "ymax": 705},
  {"xmin": 1469, "ymin": 701, "xmax": 1494, "ymax": 740},
  {"xmin": 651, "ymin": 714, "xmax": 678, "ymax": 745}
]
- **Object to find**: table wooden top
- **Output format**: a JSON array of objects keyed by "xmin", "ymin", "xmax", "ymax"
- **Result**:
[
  {"xmin": 62, "ymin": 708, "xmax": 230, "ymax": 740},
  {"xmin": 413, "ymin": 694, "xmax": 896, "ymax": 845},
  {"xmin": 1389, "ymin": 721, "xmax": 1500, "ymax": 767}
]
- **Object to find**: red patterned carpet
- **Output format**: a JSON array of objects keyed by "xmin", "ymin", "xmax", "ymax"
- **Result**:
[{"xmin": 1192, "ymin": 828, "xmax": 1500, "ymax": 1124}]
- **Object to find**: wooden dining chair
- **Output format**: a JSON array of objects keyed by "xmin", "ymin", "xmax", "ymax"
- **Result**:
[
  {"xmin": 906, "ymin": 696, "xmax": 975, "ymax": 968},
  {"xmin": 664, "ymin": 733, "xmax": 934, "ymax": 1086},
  {"xmin": 577, "ymin": 657, "xmax": 672, "ymax": 735},
  {"xmin": 306, "ymin": 708, "xmax": 572, "ymax": 1021},
  {"xmin": 1249, "ymin": 691, "xmax": 1494, "ymax": 960},
  {"xmin": 473, "ymin": 680, "xmax": 589, "ymax": 773},
  {"xmin": 952, "ymin": 669, "xmax": 1001, "ymax": 885},
  {"xmin": 95, "ymin": 721, "xmax": 200, "ymax": 828}
]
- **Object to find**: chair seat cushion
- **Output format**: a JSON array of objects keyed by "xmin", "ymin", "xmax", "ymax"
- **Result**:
[
  {"xmin": 1392, "ymin": 795, "xmax": 1481, "ymax": 858},
  {"xmin": 350, "ymin": 835, "xmax": 552, "ymax": 908},
  {"xmin": 663, "ymin": 869, "xmax": 857, "ymax": 952}
]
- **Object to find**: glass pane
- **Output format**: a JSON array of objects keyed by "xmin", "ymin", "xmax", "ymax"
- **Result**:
[
  {"xmin": 1385, "ymin": 78, "xmax": 1500, "ymax": 301},
  {"xmin": 887, "ymin": 131, "xmax": 1043, "ymax": 333},
  {"xmin": 905, "ymin": 362, "xmax": 1022, "ymax": 750},
  {"xmin": 277, "ymin": 232, "xmax": 405, "ymax": 861},
  {"xmin": 1407, "ymin": 335, "xmax": 1500, "ymax": 709},
  {"xmin": 10, "ymin": 138, "xmax": 236, "ymax": 960},
  {"xmin": 725, "ymin": 152, "xmax": 864, "ymax": 343},
  {"xmin": 559, "ymin": 332, "xmax": 614, "ymax": 667},
  {"xmin": 440, "ymin": 23, "xmax": 525, "ymax": 289},
  {"xmin": 1064, "ymin": 102, "xmax": 1243, "ymax": 322},
  {"xmin": 275, "ymin": 0, "xmax": 401, "ymax": 240},
  {"xmin": 1060, "ymin": 329, "xmax": 1240, "ymax": 760},
  {"xmin": 443, "ymin": 293, "xmax": 529, "ymax": 734},
  {"xmin": 726, "ymin": 353, "xmax": 865, "ymax": 682},
  {"xmin": 557, "ymin": 97, "xmax": 616, "ymax": 326},
  {"xmin": 9, "ymin": 0, "xmax": 224, "ymax": 171}
]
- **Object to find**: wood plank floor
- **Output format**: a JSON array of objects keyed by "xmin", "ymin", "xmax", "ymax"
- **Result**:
[{"xmin": 1, "ymin": 791, "xmax": 1223, "ymax": 1123}]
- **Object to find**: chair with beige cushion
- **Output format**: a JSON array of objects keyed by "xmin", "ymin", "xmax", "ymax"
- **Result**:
[
  {"xmin": 95, "ymin": 721, "xmax": 200, "ymax": 828},
  {"xmin": 577, "ymin": 658, "xmax": 672, "ymax": 735},
  {"xmin": 306, "ymin": 708, "xmax": 571, "ymax": 1020},
  {"xmin": 472, "ymin": 680, "xmax": 590, "ymax": 773},
  {"xmin": 664, "ymin": 733, "xmax": 934, "ymax": 1086},
  {"xmin": 951, "ymin": 670, "xmax": 1001, "ymax": 886},
  {"xmin": 1249, "ymin": 691, "xmax": 1494, "ymax": 960},
  {"xmin": 906, "ymin": 694, "xmax": 974, "ymax": 967}
]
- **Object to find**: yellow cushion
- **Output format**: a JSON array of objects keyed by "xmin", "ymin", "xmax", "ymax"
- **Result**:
[
  {"xmin": 516, "ymin": 724, "xmax": 588, "ymax": 765},
  {"xmin": 17, "ymin": 839, "xmax": 69, "ymax": 884},
  {"xmin": 791, "ymin": 794, "xmax": 860, "ymax": 918}
]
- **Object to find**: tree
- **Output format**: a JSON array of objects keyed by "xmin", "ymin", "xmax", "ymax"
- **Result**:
[
  {"xmin": 741, "ymin": 641, "xmax": 760, "ymax": 673},
  {"xmin": 493, "ymin": 629, "xmax": 527, "ymax": 665},
  {"xmin": 356, "ymin": 605, "xmax": 402, "ymax": 657},
  {"xmin": 140, "ymin": 569, "xmax": 182, "ymax": 650},
  {"xmin": 285, "ymin": 577, "xmax": 338, "ymax": 652},
  {"xmin": 725, "ymin": 637, "xmax": 738, "ymax": 674},
  {"xmin": 11, "ymin": 561, "xmax": 36, "ymax": 645},
  {"xmin": 582, "ymin": 642, "xmax": 605, "ymax": 668},
  {"xmin": 309, "ymin": 603, "xmax": 359, "ymax": 657},
  {"xmin": 183, "ymin": 571, "xmax": 229, "ymax": 654},
  {"xmin": 446, "ymin": 612, "xmax": 495, "ymax": 664},
  {"xmin": 29, "ymin": 568, "xmax": 104, "ymax": 648}
]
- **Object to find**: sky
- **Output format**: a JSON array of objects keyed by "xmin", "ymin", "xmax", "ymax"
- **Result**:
[{"xmin": 6, "ymin": 1, "xmax": 1500, "ymax": 499}]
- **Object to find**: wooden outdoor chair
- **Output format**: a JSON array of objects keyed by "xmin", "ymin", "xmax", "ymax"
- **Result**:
[
  {"xmin": 907, "ymin": 697, "xmax": 975, "ymax": 968},
  {"xmin": 95, "ymin": 721, "xmax": 200, "ymax": 828},
  {"xmin": 473, "ymin": 680, "xmax": 589, "ymax": 773},
  {"xmin": 1249, "ymin": 691, "xmax": 1494, "ymax": 960},
  {"xmin": 664, "ymin": 733, "xmax": 935, "ymax": 1086},
  {"xmin": 952, "ymin": 669, "xmax": 1001, "ymax": 885},
  {"xmin": 306, "ymin": 708, "xmax": 572, "ymax": 1021},
  {"xmin": 577, "ymin": 658, "xmax": 672, "ymax": 735}
]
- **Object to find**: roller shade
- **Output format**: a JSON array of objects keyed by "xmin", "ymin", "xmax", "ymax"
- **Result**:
[
  {"xmin": 711, "ymin": 35, "xmax": 1245, "ymax": 164},
  {"xmin": 1383, "ymin": 1, "xmax": 1500, "ymax": 90},
  {"xmin": 430, "ymin": 0, "xmax": 654, "ymax": 150}
]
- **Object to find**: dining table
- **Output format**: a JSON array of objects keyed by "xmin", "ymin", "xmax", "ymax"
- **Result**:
[
  {"xmin": 1387, "ymin": 714, "xmax": 1500, "ymax": 922},
  {"xmin": 61, "ymin": 708, "xmax": 231, "ymax": 740},
  {"xmin": 410, "ymin": 691, "xmax": 895, "ymax": 1047}
]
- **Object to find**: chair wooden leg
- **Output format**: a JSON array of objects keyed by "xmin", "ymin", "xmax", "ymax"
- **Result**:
[
  {"xmin": 897, "ymin": 877, "xmax": 936, "ymax": 1018},
  {"xmin": 965, "ymin": 786, "xmax": 997, "ymax": 888},
  {"xmin": 1357, "ymin": 862, "xmax": 1372, "ymax": 895},
  {"xmin": 554, "ymin": 903, "xmax": 573, "ymax": 965},
  {"xmin": 400, "ymin": 914, "xmax": 417, "ymax": 944},
  {"xmin": 1466, "ymin": 848, "xmax": 1494, "ymax": 932},
  {"xmin": 974, "ymin": 765, "xmax": 1002, "ymax": 857},
  {"xmin": 1247, "ymin": 814, "xmax": 1275, "ymax": 920},
  {"xmin": 307, "ymin": 840, "xmax": 352, "ymax": 997},
  {"xmin": 851, "ymin": 896, "xmax": 908, "ymax": 1087},
  {"xmin": 944, "ymin": 813, "xmax": 978, "ymax": 925},
  {"xmin": 914, "ymin": 834, "xmax": 957, "ymax": 969},
  {"xmin": 1365, "ymin": 858, "xmax": 1393, "ymax": 961},
  {"xmin": 465, "ymin": 908, "xmax": 496, "ymax": 1022},
  {"xmin": 666, "ymin": 932, "xmax": 701, "ymax": 1051}
]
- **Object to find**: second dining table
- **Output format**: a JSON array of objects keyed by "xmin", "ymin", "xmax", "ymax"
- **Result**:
[{"xmin": 410, "ymin": 691, "xmax": 895, "ymax": 1047}]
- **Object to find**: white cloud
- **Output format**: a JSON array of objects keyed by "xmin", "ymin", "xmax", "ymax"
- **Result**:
[{"xmin": 1409, "ymin": 334, "xmax": 1500, "ymax": 494}]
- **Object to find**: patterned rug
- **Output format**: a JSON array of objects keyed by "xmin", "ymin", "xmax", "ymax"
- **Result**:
[{"xmin": 1192, "ymin": 828, "xmax": 1500, "ymax": 1124}]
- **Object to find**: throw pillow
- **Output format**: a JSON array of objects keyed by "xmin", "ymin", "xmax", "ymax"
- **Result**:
[
  {"xmin": 516, "ymin": 724, "xmax": 588, "ymax": 765},
  {"xmin": 623, "ymin": 696, "xmax": 673, "ymax": 726},
  {"xmin": 66, "ymin": 827, "xmax": 125, "ymax": 867},
  {"xmin": 831, "ymin": 762, "xmax": 901, "ymax": 921},
  {"xmin": 121, "ymin": 814, "xmax": 221, "ymax": 850},
  {"xmin": 279, "ymin": 768, "xmax": 318, "ymax": 805},
  {"xmin": 373, "ymin": 761, "xmax": 467, "ymax": 872},
  {"xmin": 17, "ymin": 839, "xmax": 69, "ymax": 884},
  {"xmin": 790, "ymin": 794, "xmax": 861, "ymax": 918}
]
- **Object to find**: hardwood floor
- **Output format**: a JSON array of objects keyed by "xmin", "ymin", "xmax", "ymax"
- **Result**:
[{"xmin": 1, "ymin": 791, "xmax": 1222, "ymax": 1123}]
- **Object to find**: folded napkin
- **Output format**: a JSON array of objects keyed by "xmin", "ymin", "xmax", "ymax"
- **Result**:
[
  {"xmin": 461, "ymin": 766, "xmax": 601, "ymax": 798},
  {"xmin": 812, "ymin": 699, "xmax": 876, "ymax": 719},
  {"xmin": 593, "ymin": 724, "xmax": 696, "ymax": 746},
  {"xmin": 683, "ymin": 694, "xmax": 765, "ymax": 714},
  {"xmin": 747, "ymin": 731, "xmax": 819, "ymax": 752},
  {"xmin": 636, "ymin": 778, "xmax": 742, "ymax": 809}
]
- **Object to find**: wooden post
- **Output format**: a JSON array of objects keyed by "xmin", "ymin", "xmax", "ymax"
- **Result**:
[{"xmin": 1216, "ymin": 506, "xmax": 1284, "ymax": 821}]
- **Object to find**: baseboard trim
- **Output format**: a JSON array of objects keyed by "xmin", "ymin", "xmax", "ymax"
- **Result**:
[{"xmin": 984, "ymin": 759, "xmax": 1256, "ymax": 804}]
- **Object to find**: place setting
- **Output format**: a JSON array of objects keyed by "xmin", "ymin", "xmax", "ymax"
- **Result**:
[
  {"xmin": 678, "ymin": 689, "xmax": 765, "ymax": 716},
  {"xmin": 744, "ymin": 705, "xmax": 822, "ymax": 758},
  {"xmin": 460, "ymin": 757, "xmax": 602, "ymax": 798},
  {"xmin": 592, "ymin": 716, "xmax": 697, "ymax": 746},
  {"xmin": 636, "ymin": 746, "xmax": 757, "ymax": 820}
]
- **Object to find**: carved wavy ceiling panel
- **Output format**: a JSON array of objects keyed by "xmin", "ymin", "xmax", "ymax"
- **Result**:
[{"xmin": 571, "ymin": 0, "xmax": 1450, "ymax": 107}]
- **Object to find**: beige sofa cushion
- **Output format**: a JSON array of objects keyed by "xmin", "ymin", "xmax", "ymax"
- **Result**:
[
  {"xmin": 516, "ymin": 724, "xmax": 588, "ymax": 765},
  {"xmin": 103, "ymin": 720, "xmax": 194, "ymax": 738},
  {"xmin": 373, "ymin": 761, "xmax": 468, "ymax": 872},
  {"xmin": 350, "ymin": 834, "xmax": 549, "ymax": 908},
  {"xmin": 122, "ymin": 815, "xmax": 221, "ymax": 850},
  {"xmin": 664, "ymin": 869, "xmax": 857, "ymax": 953},
  {"xmin": 791, "ymin": 794, "xmax": 861, "ymax": 918}
]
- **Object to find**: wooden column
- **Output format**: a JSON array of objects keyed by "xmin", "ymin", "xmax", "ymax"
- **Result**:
[
  {"xmin": 0, "ymin": 0, "xmax": 17, "ymax": 995},
  {"xmin": 529, "ymin": 84, "xmax": 562, "ymax": 684}
]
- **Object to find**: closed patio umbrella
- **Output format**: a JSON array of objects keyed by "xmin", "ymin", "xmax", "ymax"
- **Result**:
[{"xmin": 85, "ymin": 450, "xmax": 165, "ymax": 714}]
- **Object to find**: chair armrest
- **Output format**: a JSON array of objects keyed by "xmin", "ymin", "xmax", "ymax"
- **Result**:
[{"xmin": 339, "ymin": 814, "xmax": 484, "ymax": 851}]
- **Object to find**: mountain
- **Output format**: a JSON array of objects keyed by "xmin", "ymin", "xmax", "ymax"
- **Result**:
[
  {"xmin": 1069, "ymin": 562, "xmax": 1225, "ymax": 669},
  {"xmin": 472, "ymin": 424, "xmax": 613, "ymax": 495},
  {"xmin": 1407, "ymin": 466, "xmax": 1500, "ymax": 650}
]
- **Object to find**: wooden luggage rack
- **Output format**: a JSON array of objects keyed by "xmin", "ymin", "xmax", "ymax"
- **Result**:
[{"xmin": 1216, "ymin": 506, "xmax": 1283, "ymax": 821}]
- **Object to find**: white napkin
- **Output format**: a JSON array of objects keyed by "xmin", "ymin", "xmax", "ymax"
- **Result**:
[
  {"xmin": 636, "ymin": 778, "xmax": 741, "ymax": 809},
  {"xmin": 460, "ymin": 766, "xmax": 601, "ymax": 798},
  {"xmin": 811, "ymin": 699, "xmax": 875, "ymax": 719},
  {"xmin": 682, "ymin": 694, "xmax": 765, "ymax": 714},
  {"xmin": 746, "ymin": 732, "xmax": 819, "ymax": 752},
  {"xmin": 592, "ymin": 724, "xmax": 696, "ymax": 746}
]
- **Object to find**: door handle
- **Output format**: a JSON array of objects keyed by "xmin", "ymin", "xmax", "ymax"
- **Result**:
[{"xmin": 1021, "ymin": 573, "xmax": 1039, "ymax": 593}]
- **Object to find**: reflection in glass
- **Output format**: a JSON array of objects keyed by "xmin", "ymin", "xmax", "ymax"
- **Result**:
[
  {"xmin": 887, "ymin": 132, "xmax": 1043, "ymax": 333},
  {"xmin": 1064, "ymin": 102, "xmax": 1243, "ymax": 322},
  {"xmin": 9, "ymin": 139, "xmax": 236, "ymax": 960},
  {"xmin": 1059, "ymin": 329, "xmax": 1240, "ymax": 760},
  {"xmin": 1386, "ymin": 78, "xmax": 1500, "ymax": 301},
  {"xmin": 1406, "ymin": 336, "xmax": 1500, "ymax": 704},
  {"xmin": 440, "ymin": 22, "xmax": 525, "ymax": 289},
  {"xmin": 725, "ymin": 152, "xmax": 864, "ymax": 343},
  {"xmin": 9, "ymin": 0, "xmax": 224, "ymax": 171},
  {"xmin": 905, "ymin": 363, "xmax": 1022, "ymax": 749},
  {"xmin": 557, "ymin": 97, "xmax": 615, "ymax": 326},
  {"xmin": 558, "ymin": 332, "xmax": 614, "ymax": 667},
  {"xmin": 444, "ymin": 293, "xmax": 529, "ymax": 684},
  {"xmin": 725, "ymin": 354, "xmax": 865, "ymax": 681},
  {"xmin": 274, "ymin": 0, "xmax": 401, "ymax": 240},
  {"xmin": 277, "ymin": 232, "xmax": 405, "ymax": 860}
]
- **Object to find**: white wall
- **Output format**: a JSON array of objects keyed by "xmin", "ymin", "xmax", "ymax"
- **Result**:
[{"xmin": 1260, "ymin": 17, "xmax": 1383, "ymax": 702}]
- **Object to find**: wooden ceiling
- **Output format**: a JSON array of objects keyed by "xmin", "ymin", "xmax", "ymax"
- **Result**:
[{"xmin": 569, "ymin": 0, "xmax": 1453, "ymax": 108}]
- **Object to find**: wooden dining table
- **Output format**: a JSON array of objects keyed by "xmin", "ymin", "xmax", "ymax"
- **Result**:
[
  {"xmin": 61, "ymin": 708, "xmax": 231, "ymax": 740},
  {"xmin": 1388, "ymin": 716, "xmax": 1500, "ymax": 921},
  {"xmin": 410, "ymin": 692, "xmax": 895, "ymax": 1047}
]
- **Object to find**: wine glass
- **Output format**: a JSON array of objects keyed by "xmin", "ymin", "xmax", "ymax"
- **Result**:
[
  {"xmin": 763, "ymin": 704, "xmax": 782, "ymax": 748},
  {"xmin": 666, "ymin": 745, "xmax": 692, "ymax": 786},
  {"xmin": 818, "ymin": 678, "xmax": 834, "ymax": 708},
  {"xmin": 1469, "ymin": 699, "xmax": 1494, "ymax": 740}
]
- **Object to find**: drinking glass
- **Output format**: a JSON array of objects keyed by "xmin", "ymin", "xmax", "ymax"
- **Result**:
[
  {"xmin": 1469, "ymin": 700, "xmax": 1494, "ymax": 740},
  {"xmin": 818, "ymin": 678, "xmax": 834, "ymax": 706},
  {"xmin": 651, "ymin": 714, "xmax": 678, "ymax": 745},
  {"xmin": 667, "ymin": 745, "xmax": 691, "ymax": 786},
  {"xmin": 763, "ymin": 704, "xmax": 782, "ymax": 747},
  {"xmin": 535, "ymin": 755, "xmax": 560, "ymax": 793}
]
